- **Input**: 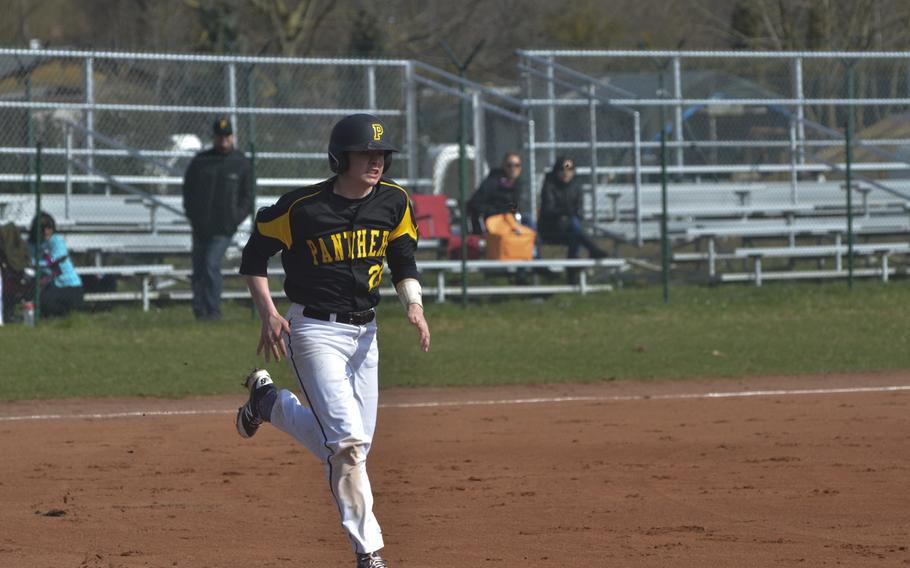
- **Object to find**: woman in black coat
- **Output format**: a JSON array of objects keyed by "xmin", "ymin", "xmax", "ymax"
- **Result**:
[{"xmin": 538, "ymin": 156, "xmax": 607, "ymax": 259}]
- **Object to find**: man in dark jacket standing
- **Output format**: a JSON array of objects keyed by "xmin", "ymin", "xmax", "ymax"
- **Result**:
[{"xmin": 182, "ymin": 117, "xmax": 252, "ymax": 320}]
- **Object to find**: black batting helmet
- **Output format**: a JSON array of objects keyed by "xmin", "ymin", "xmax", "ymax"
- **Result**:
[{"xmin": 328, "ymin": 113, "xmax": 399, "ymax": 174}]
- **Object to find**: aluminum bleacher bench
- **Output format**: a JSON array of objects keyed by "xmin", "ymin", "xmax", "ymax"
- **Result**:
[
  {"xmin": 0, "ymin": 194, "xmax": 30, "ymax": 221},
  {"xmin": 75, "ymin": 258, "xmax": 628, "ymax": 309},
  {"xmin": 678, "ymin": 222, "xmax": 857, "ymax": 277},
  {"xmin": 681, "ymin": 219, "xmax": 910, "ymax": 277},
  {"xmin": 634, "ymin": 203, "xmax": 815, "ymax": 221},
  {"xmin": 723, "ymin": 242, "xmax": 910, "ymax": 285},
  {"xmin": 64, "ymin": 233, "xmax": 195, "ymax": 265},
  {"xmin": 77, "ymin": 264, "xmax": 174, "ymax": 311},
  {"xmin": 413, "ymin": 258, "xmax": 628, "ymax": 302},
  {"xmin": 169, "ymin": 258, "xmax": 629, "ymax": 303},
  {"xmin": 164, "ymin": 258, "xmax": 628, "ymax": 304}
]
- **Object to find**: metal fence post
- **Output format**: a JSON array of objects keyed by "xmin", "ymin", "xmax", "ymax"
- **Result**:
[
  {"xmin": 588, "ymin": 84, "xmax": 598, "ymax": 228},
  {"xmin": 659, "ymin": 72, "xmax": 670, "ymax": 304},
  {"xmin": 527, "ymin": 119, "xmax": 537, "ymax": 227},
  {"xmin": 367, "ymin": 65, "xmax": 377, "ymax": 111},
  {"xmin": 245, "ymin": 65, "xmax": 257, "ymax": 153},
  {"xmin": 456, "ymin": 74, "xmax": 469, "ymax": 307},
  {"xmin": 249, "ymin": 141, "xmax": 258, "ymax": 319},
  {"xmin": 228, "ymin": 62, "xmax": 238, "ymax": 144},
  {"xmin": 25, "ymin": 68, "xmax": 34, "ymax": 194},
  {"xmin": 845, "ymin": 63, "xmax": 856, "ymax": 289},
  {"xmin": 249, "ymin": 142, "xmax": 258, "ymax": 221},
  {"xmin": 672, "ymin": 56, "xmax": 683, "ymax": 175},
  {"xmin": 633, "ymin": 111, "xmax": 643, "ymax": 246},
  {"xmin": 84, "ymin": 57, "xmax": 95, "ymax": 193},
  {"xmin": 33, "ymin": 142, "xmax": 43, "ymax": 323},
  {"xmin": 64, "ymin": 124, "xmax": 72, "ymax": 219},
  {"xmin": 792, "ymin": 56, "xmax": 806, "ymax": 165},
  {"xmin": 519, "ymin": 52, "xmax": 532, "ymax": 106},
  {"xmin": 546, "ymin": 55, "xmax": 556, "ymax": 168},
  {"xmin": 436, "ymin": 271, "xmax": 445, "ymax": 303},
  {"xmin": 520, "ymin": 52, "xmax": 537, "ymax": 224},
  {"xmin": 788, "ymin": 117, "xmax": 798, "ymax": 204},
  {"xmin": 404, "ymin": 62, "xmax": 418, "ymax": 188},
  {"xmin": 471, "ymin": 91, "xmax": 484, "ymax": 192}
]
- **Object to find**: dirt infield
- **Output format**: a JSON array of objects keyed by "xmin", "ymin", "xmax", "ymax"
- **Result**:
[{"xmin": 1, "ymin": 373, "xmax": 909, "ymax": 567}]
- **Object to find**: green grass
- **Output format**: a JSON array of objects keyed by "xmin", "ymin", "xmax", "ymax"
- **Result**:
[{"xmin": 2, "ymin": 281, "xmax": 910, "ymax": 400}]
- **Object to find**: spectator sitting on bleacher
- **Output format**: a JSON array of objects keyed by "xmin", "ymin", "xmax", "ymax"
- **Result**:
[
  {"xmin": 467, "ymin": 152, "xmax": 529, "ymax": 235},
  {"xmin": 182, "ymin": 117, "xmax": 252, "ymax": 321},
  {"xmin": 538, "ymin": 156, "xmax": 607, "ymax": 260},
  {"xmin": 28, "ymin": 212, "xmax": 84, "ymax": 318},
  {"xmin": 466, "ymin": 152, "xmax": 536, "ymax": 263}
]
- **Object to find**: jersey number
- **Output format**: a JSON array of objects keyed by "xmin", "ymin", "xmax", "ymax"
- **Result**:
[{"xmin": 368, "ymin": 264, "xmax": 383, "ymax": 291}]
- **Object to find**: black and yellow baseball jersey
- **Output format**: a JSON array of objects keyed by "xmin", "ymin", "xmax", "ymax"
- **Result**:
[{"xmin": 239, "ymin": 177, "xmax": 419, "ymax": 313}]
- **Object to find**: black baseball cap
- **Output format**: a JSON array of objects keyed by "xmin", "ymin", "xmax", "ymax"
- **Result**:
[{"xmin": 213, "ymin": 116, "xmax": 233, "ymax": 136}]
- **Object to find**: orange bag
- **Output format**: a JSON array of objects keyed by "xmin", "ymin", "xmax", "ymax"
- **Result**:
[{"xmin": 483, "ymin": 213, "xmax": 536, "ymax": 261}]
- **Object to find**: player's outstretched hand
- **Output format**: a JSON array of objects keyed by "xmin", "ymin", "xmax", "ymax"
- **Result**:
[
  {"xmin": 257, "ymin": 312, "xmax": 291, "ymax": 362},
  {"xmin": 407, "ymin": 304, "xmax": 430, "ymax": 352}
]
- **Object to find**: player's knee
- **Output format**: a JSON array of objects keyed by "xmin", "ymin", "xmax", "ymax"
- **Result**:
[{"xmin": 331, "ymin": 438, "xmax": 368, "ymax": 467}]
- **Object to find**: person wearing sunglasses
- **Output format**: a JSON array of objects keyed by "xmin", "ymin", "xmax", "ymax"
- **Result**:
[
  {"xmin": 538, "ymin": 156, "xmax": 608, "ymax": 271},
  {"xmin": 466, "ymin": 152, "xmax": 527, "ymax": 235}
]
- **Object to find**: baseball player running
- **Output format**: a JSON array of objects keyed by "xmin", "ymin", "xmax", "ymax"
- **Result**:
[{"xmin": 236, "ymin": 113, "xmax": 430, "ymax": 568}]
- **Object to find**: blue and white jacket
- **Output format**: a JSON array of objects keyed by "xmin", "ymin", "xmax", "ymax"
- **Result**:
[{"xmin": 31, "ymin": 233, "xmax": 82, "ymax": 288}]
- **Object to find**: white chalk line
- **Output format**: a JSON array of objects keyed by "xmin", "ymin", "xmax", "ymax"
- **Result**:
[
  {"xmin": 390, "ymin": 385, "xmax": 910, "ymax": 408},
  {"xmin": 1, "ymin": 384, "xmax": 908, "ymax": 423}
]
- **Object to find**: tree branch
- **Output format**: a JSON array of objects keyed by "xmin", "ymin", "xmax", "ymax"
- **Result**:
[{"xmin": 756, "ymin": 0, "xmax": 783, "ymax": 50}]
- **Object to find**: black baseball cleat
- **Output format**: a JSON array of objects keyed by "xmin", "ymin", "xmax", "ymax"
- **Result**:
[
  {"xmin": 236, "ymin": 369, "xmax": 275, "ymax": 439},
  {"xmin": 356, "ymin": 552, "xmax": 389, "ymax": 568}
]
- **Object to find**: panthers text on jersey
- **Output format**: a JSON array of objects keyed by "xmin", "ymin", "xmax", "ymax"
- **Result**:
[{"xmin": 239, "ymin": 177, "xmax": 420, "ymax": 313}]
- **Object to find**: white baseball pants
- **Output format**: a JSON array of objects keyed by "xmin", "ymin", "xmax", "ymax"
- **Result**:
[{"xmin": 268, "ymin": 303, "xmax": 384, "ymax": 555}]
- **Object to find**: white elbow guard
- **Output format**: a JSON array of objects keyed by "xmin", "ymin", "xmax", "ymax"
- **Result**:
[{"xmin": 397, "ymin": 278, "xmax": 423, "ymax": 309}]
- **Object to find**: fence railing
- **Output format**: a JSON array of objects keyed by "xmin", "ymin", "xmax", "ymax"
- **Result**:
[
  {"xmin": 518, "ymin": 49, "xmax": 910, "ymax": 246},
  {"xmin": 518, "ymin": 49, "xmax": 910, "ymax": 175},
  {"xmin": 5, "ymin": 47, "xmax": 910, "ymax": 272},
  {"xmin": 7, "ymin": 47, "xmax": 910, "ymax": 321},
  {"xmin": 0, "ymin": 47, "xmax": 538, "ymax": 205},
  {"xmin": 519, "ymin": 52, "xmax": 645, "ymax": 243},
  {"xmin": 0, "ymin": 48, "xmax": 418, "ymax": 195}
]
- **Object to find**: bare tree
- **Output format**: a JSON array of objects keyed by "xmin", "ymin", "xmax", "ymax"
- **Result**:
[
  {"xmin": 245, "ymin": 0, "xmax": 336, "ymax": 57},
  {"xmin": 0, "ymin": 0, "xmax": 50, "ymax": 45},
  {"xmin": 704, "ymin": 0, "xmax": 910, "ymax": 52}
]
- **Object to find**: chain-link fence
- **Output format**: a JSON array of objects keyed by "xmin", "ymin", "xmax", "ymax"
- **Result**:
[
  {"xmin": 0, "ymin": 47, "xmax": 578, "ymax": 315},
  {"xmin": 0, "ymin": 49, "xmax": 415, "ymax": 198},
  {"xmin": 4, "ymin": 46, "xmax": 910, "ymax": 306},
  {"xmin": 519, "ymin": 50, "xmax": 910, "ymax": 286},
  {"xmin": 0, "ymin": 48, "xmax": 534, "ymax": 226}
]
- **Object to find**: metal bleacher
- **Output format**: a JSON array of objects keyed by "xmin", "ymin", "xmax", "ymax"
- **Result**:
[
  {"xmin": 0, "ymin": 190, "xmax": 629, "ymax": 308},
  {"xmin": 590, "ymin": 178, "xmax": 910, "ymax": 283},
  {"xmin": 0, "ymin": 193, "xmax": 447, "ymax": 262},
  {"xmin": 595, "ymin": 180, "xmax": 910, "ymax": 240},
  {"xmin": 7, "ymin": 48, "xmax": 910, "ymax": 302}
]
